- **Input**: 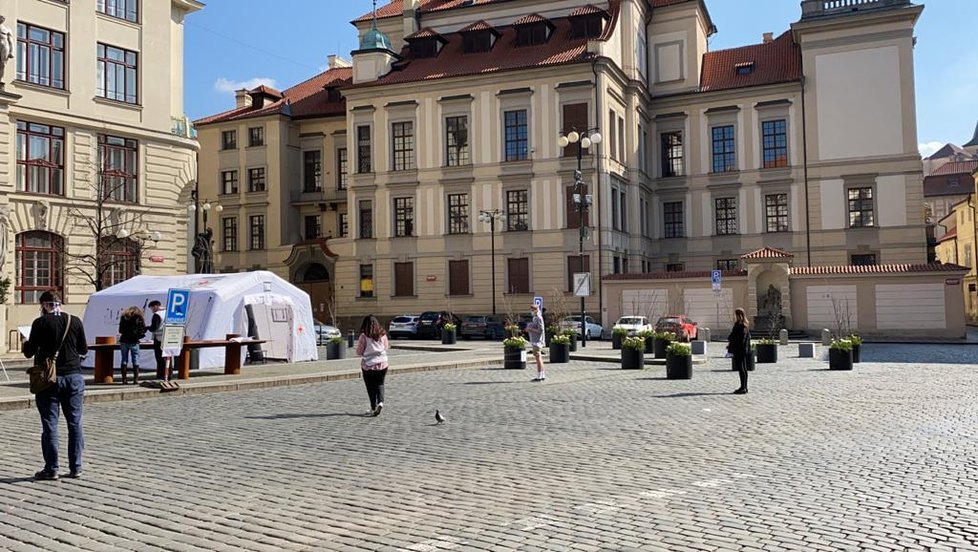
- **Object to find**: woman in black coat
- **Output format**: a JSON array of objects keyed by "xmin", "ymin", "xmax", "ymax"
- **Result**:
[{"xmin": 727, "ymin": 308, "xmax": 751, "ymax": 395}]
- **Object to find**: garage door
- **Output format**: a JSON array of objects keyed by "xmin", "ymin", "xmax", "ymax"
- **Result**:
[
  {"xmin": 876, "ymin": 284, "xmax": 945, "ymax": 330},
  {"xmin": 806, "ymin": 285, "xmax": 858, "ymax": 330},
  {"xmin": 621, "ymin": 289, "xmax": 669, "ymax": 320},
  {"xmin": 683, "ymin": 288, "xmax": 733, "ymax": 331}
]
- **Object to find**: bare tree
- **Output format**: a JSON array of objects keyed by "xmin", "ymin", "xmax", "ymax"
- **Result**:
[
  {"xmin": 61, "ymin": 164, "xmax": 157, "ymax": 292},
  {"xmin": 829, "ymin": 293, "xmax": 854, "ymax": 339}
]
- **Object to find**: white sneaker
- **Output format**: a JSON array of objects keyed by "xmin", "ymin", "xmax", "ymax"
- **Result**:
[{"xmin": 374, "ymin": 403, "xmax": 384, "ymax": 416}]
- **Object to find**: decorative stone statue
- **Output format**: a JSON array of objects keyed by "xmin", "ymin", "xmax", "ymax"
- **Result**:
[
  {"xmin": 0, "ymin": 16, "xmax": 13, "ymax": 88},
  {"xmin": 191, "ymin": 228, "xmax": 214, "ymax": 274},
  {"xmin": 758, "ymin": 284, "xmax": 782, "ymax": 317}
]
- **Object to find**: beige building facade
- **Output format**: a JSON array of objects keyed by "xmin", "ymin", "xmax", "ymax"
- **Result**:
[{"xmin": 1, "ymin": 0, "xmax": 203, "ymax": 349}]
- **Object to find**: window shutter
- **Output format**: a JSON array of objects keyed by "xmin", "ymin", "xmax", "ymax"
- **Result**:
[
  {"xmin": 561, "ymin": 103, "xmax": 588, "ymax": 158},
  {"xmin": 449, "ymin": 260, "xmax": 469, "ymax": 296},
  {"xmin": 394, "ymin": 262, "xmax": 414, "ymax": 297},
  {"xmin": 508, "ymin": 258, "xmax": 529, "ymax": 294}
]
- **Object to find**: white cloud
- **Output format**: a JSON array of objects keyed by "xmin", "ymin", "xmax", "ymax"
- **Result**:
[
  {"xmin": 918, "ymin": 141, "xmax": 944, "ymax": 158},
  {"xmin": 213, "ymin": 77, "xmax": 277, "ymax": 95}
]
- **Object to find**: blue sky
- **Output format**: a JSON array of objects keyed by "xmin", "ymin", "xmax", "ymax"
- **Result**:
[{"xmin": 185, "ymin": 0, "xmax": 977, "ymax": 155}]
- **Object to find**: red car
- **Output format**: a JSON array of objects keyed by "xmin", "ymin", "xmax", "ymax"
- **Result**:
[{"xmin": 655, "ymin": 315, "xmax": 699, "ymax": 341}]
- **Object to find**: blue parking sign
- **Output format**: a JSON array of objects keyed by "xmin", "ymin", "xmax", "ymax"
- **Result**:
[
  {"xmin": 711, "ymin": 270, "xmax": 722, "ymax": 285},
  {"xmin": 165, "ymin": 288, "xmax": 191, "ymax": 325},
  {"xmin": 533, "ymin": 296, "xmax": 544, "ymax": 311}
]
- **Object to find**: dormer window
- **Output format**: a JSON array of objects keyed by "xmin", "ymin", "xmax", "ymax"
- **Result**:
[
  {"xmin": 514, "ymin": 14, "xmax": 553, "ymax": 47},
  {"xmin": 459, "ymin": 21, "xmax": 499, "ymax": 54},
  {"xmin": 325, "ymin": 86, "xmax": 342, "ymax": 103},
  {"xmin": 736, "ymin": 62, "xmax": 755, "ymax": 75},
  {"xmin": 569, "ymin": 6, "xmax": 608, "ymax": 39},
  {"xmin": 406, "ymin": 28, "xmax": 447, "ymax": 59}
]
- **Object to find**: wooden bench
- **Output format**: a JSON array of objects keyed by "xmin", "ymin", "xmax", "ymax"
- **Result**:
[{"xmin": 89, "ymin": 334, "xmax": 267, "ymax": 384}]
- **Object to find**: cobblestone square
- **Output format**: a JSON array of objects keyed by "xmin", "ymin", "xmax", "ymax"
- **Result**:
[{"xmin": 1, "ymin": 344, "xmax": 977, "ymax": 551}]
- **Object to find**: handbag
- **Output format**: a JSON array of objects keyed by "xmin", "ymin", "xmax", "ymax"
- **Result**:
[{"xmin": 28, "ymin": 314, "xmax": 71, "ymax": 395}]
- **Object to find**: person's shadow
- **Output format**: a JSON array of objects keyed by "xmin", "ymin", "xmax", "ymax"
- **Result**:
[
  {"xmin": 0, "ymin": 476, "xmax": 39, "ymax": 484},
  {"xmin": 653, "ymin": 392, "xmax": 731, "ymax": 398},
  {"xmin": 244, "ymin": 413, "xmax": 361, "ymax": 420}
]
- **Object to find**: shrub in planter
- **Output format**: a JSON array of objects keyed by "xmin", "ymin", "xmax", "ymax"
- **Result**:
[
  {"xmin": 620, "ymin": 336, "xmax": 645, "ymax": 369},
  {"xmin": 829, "ymin": 339, "xmax": 854, "ymax": 371},
  {"xmin": 503, "ymin": 336, "xmax": 528, "ymax": 369},
  {"xmin": 546, "ymin": 325, "xmax": 561, "ymax": 347},
  {"xmin": 505, "ymin": 324, "xmax": 521, "ymax": 338},
  {"xmin": 612, "ymin": 327, "xmax": 628, "ymax": 350},
  {"xmin": 326, "ymin": 336, "xmax": 346, "ymax": 360},
  {"xmin": 849, "ymin": 335, "xmax": 863, "ymax": 363},
  {"xmin": 563, "ymin": 330, "xmax": 578, "ymax": 352},
  {"xmin": 638, "ymin": 329, "xmax": 656, "ymax": 354},
  {"xmin": 654, "ymin": 331, "xmax": 676, "ymax": 359},
  {"xmin": 441, "ymin": 323, "xmax": 457, "ymax": 345},
  {"xmin": 665, "ymin": 342, "xmax": 693, "ymax": 379},
  {"xmin": 549, "ymin": 334, "xmax": 571, "ymax": 363},
  {"xmin": 755, "ymin": 339, "xmax": 778, "ymax": 364}
]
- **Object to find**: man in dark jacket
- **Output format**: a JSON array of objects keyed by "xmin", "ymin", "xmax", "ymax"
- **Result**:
[
  {"xmin": 148, "ymin": 300, "xmax": 165, "ymax": 378},
  {"xmin": 22, "ymin": 290, "xmax": 89, "ymax": 480}
]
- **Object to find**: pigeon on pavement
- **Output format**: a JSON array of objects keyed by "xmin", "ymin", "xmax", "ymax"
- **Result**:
[{"xmin": 435, "ymin": 410, "xmax": 446, "ymax": 424}]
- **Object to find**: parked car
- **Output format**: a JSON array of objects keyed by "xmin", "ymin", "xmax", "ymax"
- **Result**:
[
  {"xmin": 613, "ymin": 316, "xmax": 653, "ymax": 336},
  {"xmin": 559, "ymin": 315, "xmax": 604, "ymax": 340},
  {"xmin": 460, "ymin": 315, "xmax": 505, "ymax": 340},
  {"xmin": 313, "ymin": 320, "xmax": 342, "ymax": 346},
  {"xmin": 417, "ymin": 311, "xmax": 462, "ymax": 339},
  {"xmin": 388, "ymin": 315, "xmax": 420, "ymax": 339},
  {"xmin": 655, "ymin": 315, "xmax": 699, "ymax": 341}
]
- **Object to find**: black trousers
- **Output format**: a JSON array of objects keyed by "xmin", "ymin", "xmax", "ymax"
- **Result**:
[
  {"xmin": 362, "ymin": 368, "xmax": 388, "ymax": 409},
  {"xmin": 153, "ymin": 340, "xmax": 165, "ymax": 378},
  {"xmin": 733, "ymin": 353, "xmax": 748, "ymax": 390}
]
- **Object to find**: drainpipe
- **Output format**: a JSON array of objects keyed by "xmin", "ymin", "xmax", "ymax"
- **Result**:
[
  {"xmin": 592, "ymin": 60, "xmax": 605, "ymax": 326},
  {"xmin": 800, "ymin": 73, "xmax": 813, "ymax": 268}
]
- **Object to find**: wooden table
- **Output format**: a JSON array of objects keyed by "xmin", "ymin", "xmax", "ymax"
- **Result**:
[{"xmin": 89, "ymin": 334, "xmax": 267, "ymax": 384}]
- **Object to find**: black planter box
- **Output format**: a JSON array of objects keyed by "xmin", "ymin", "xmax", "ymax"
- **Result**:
[
  {"xmin": 852, "ymin": 344, "xmax": 861, "ymax": 363},
  {"xmin": 621, "ymin": 347, "xmax": 644, "ymax": 369},
  {"xmin": 612, "ymin": 333, "xmax": 624, "ymax": 350},
  {"xmin": 756, "ymin": 344, "xmax": 778, "ymax": 364},
  {"xmin": 503, "ymin": 346, "xmax": 526, "ymax": 370},
  {"xmin": 325, "ymin": 342, "xmax": 345, "ymax": 360},
  {"xmin": 829, "ymin": 348, "xmax": 853, "ymax": 370},
  {"xmin": 666, "ymin": 354, "xmax": 692, "ymax": 379},
  {"xmin": 441, "ymin": 329, "xmax": 457, "ymax": 345},
  {"xmin": 550, "ymin": 343, "xmax": 570, "ymax": 363},
  {"xmin": 644, "ymin": 337, "xmax": 655, "ymax": 354},
  {"xmin": 654, "ymin": 338, "xmax": 672, "ymax": 359},
  {"xmin": 568, "ymin": 335, "xmax": 578, "ymax": 352}
]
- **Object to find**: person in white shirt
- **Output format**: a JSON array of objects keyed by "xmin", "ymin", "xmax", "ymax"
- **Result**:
[
  {"xmin": 527, "ymin": 304, "xmax": 546, "ymax": 381},
  {"xmin": 355, "ymin": 315, "xmax": 390, "ymax": 416}
]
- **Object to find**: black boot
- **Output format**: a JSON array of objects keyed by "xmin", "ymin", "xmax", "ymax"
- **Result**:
[
  {"xmin": 121, "ymin": 364, "xmax": 128, "ymax": 385},
  {"xmin": 132, "ymin": 366, "xmax": 139, "ymax": 385}
]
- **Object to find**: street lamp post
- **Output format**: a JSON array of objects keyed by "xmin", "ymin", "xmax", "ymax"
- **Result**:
[
  {"xmin": 558, "ymin": 128, "xmax": 601, "ymax": 348},
  {"xmin": 188, "ymin": 191, "xmax": 223, "ymax": 274},
  {"xmin": 478, "ymin": 209, "xmax": 507, "ymax": 315}
]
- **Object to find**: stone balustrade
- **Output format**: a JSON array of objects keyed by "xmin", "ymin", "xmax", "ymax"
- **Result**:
[{"xmin": 800, "ymin": 0, "xmax": 911, "ymax": 19}]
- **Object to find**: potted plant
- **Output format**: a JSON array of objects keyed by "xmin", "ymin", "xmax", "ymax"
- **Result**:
[
  {"xmin": 505, "ymin": 323, "xmax": 521, "ymax": 338},
  {"xmin": 620, "ymin": 336, "xmax": 645, "ymax": 369},
  {"xmin": 639, "ymin": 328, "xmax": 656, "ymax": 354},
  {"xmin": 441, "ymin": 323, "xmax": 457, "ymax": 345},
  {"xmin": 612, "ymin": 327, "xmax": 628, "ymax": 350},
  {"xmin": 829, "ymin": 339, "xmax": 854, "ymax": 370},
  {"xmin": 325, "ymin": 336, "xmax": 346, "ymax": 360},
  {"xmin": 563, "ymin": 329, "xmax": 578, "ymax": 352},
  {"xmin": 654, "ymin": 331, "xmax": 676, "ymax": 359},
  {"xmin": 755, "ymin": 339, "xmax": 778, "ymax": 364},
  {"xmin": 546, "ymin": 325, "xmax": 560, "ymax": 347},
  {"xmin": 550, "ymin": 334, "xmax": 571, "ymax": 364},
  {"xmin": 503, "ymin": 335, "xmax": 528, "ymax": 369},
  {"xmin": 849, "ymin": 334, "xmax": 863, "ymax": 363},
  {"xmin": 666, "ymin": 342, "xmax": 693, "ymax": 379}
]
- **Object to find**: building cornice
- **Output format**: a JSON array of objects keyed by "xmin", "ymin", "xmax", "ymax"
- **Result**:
[{"xmin": 172, "ymin": 0, "xmax": 205, "ymax": 14}]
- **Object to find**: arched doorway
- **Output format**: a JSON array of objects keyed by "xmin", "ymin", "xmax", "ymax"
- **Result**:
[{"xmin": 297, "ymin": 262, "xmax": 332, "ymax": 323}]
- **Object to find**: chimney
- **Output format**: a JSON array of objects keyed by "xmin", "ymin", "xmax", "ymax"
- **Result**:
[
  {"xmin": 235, "ymin": 89, "xmax": 252, "ymax": 109},
  {"xmin": 403, "ymin": 0, "xmax": 420, "ymax": 44},
  {"xmin": 763, "ymin": 32, "xmax": 774, "ymax": 44},
  {"xmin": 328, "ymin": 55, "xmax": 352, "ymax": 70}
]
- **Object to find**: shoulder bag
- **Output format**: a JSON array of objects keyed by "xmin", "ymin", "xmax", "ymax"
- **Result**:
[{"xmin": 29, "ymin": 314, "xmax": 71, "ymax": 395}]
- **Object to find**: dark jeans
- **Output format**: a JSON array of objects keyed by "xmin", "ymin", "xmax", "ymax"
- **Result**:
[
  {"xmin": 35, "ymin": 372, "xmax": 85, "ymax": 474},
  {"xmin": 153, "ymin": 340, "xmax": 165, "ymax": 378},
  {"xmin": 733, "ymin": 353, "xmax": 748, "ymax": 390},
  {"xmin": 362, "ymin": 368, "xmax": 388, "ymax": 409}
]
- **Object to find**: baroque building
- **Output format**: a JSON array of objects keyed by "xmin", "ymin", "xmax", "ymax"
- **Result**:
[
  {"xmin": 197, "ymin": 0, "xmax": 928, "ymax": 329},
  {"xmin": 1, "ymin": 0, "xmax": 202, "ymax": 347}
]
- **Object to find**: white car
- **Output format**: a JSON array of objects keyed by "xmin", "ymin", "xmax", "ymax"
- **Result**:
[
  {"xmin": 314, "ymin": 320, "xmax": 342, "ymax": 346},
  {"xmin": 559, "ymin": 316, "xmax": 604, "ymax": 340},
  {"xmin": 613, "ymin": 316, "xmax": 652, "ymax": 336}
]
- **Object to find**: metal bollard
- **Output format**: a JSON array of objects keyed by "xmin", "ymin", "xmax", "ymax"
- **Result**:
[
  {"xmin": 821, "ymin": 329, "xmax": 832, "ymax": 346},
  {"xmin": 779, "ymin": 328, "xmax": 789, "ymax": 345},
  {"xmin": 347, "ymin": 330, "xmax": 355, "ymax": 348},
  {"xmin": 701, "ymin": 328, "xmax": 712, "ymax": 342}
]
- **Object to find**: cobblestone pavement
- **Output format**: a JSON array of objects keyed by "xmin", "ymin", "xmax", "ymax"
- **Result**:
[{"xmin": 1, "ymin": 345, "xmax": 978, "ymax": 551}]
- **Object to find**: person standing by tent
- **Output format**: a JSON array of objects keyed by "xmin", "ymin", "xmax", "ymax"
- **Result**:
[
  {"xmin": 22, "ymin": 291, "xmax": 89, "ymax": 480},
  {"xmin": 355, "ymin": 315, "xmax": 389, "ymax": 417},
  {"xmin": 148, "ymin": 301, "xmax": 166, "ymax": 379},
  {"xmin": 117, "ymin": 306, "xmax": 146, "ymax": 385}
]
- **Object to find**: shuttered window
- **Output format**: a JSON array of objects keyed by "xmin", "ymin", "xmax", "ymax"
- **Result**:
[
  {"xmin": 507, "ymin": 258, "xmax": 530, "ymax": 294},
  {"xmin": 561, "ymin": 103, "xmax": 588, "ymax": 157},
  {"xmin": 449, "ymin": 260, "xmax": 469, "ymax": 296},
  {"xmin": 394, "ymin": 262, "xmax": 414, "ymax": 297}
]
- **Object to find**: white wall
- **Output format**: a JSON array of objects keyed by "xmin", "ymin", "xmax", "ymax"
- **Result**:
[
  {"xmin": 621, "ymin": 289, "xmax": 669, "ymax": 320},
  {"xmin": 806, "ymin": 285, "xmax": 858, "ymax": 329},
  {"xmin": 820, "ymin": 179, "xmax": 846, "ymax": 230},
  {"xmin": 875, "ymin": 284, "xmax": 945, "ymax": 330},
  {"xmin": 684, "ymin": 288, "xmax": 733, "ymax": 332}
]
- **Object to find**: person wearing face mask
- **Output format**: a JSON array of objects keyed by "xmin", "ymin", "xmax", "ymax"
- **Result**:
[
  {"xmin": 22, "ymin": 291, "xmax": 89, "ymax": 481},
  {"xmin": 147, "ymin": 300, "xmax": 166, "ymax": 379}
]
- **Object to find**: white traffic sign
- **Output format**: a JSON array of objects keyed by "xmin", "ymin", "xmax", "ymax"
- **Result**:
[
  {"xmin": 573, "ymin": 273, "xmax": 591, "ymax": 297},
  {"xmin": 161, "ymin": 325, "xmax": 185, "ymax": 358}
]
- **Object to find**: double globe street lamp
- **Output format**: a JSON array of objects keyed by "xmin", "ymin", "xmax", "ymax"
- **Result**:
[
  {"xmin": 188, "ymin": 192, "xmax": 223, "ymax": 274},
  {"xmin": 478, "ymin": 208, "xmax": 507, "ymax": 315},
  {"xmin": 557, "ymin": 128, "xmax": 601, "ymax": 348}
]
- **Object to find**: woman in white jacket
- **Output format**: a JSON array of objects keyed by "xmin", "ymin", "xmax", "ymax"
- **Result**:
[{"xmin": 355, "ymin": 315, "xmax": 390, "ymax": 416}]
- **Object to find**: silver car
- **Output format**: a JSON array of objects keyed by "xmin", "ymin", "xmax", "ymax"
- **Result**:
[
  {"xmin": 314, "ymin": 320, "xmax": 342, "ymax": 345},
  {"xmin": 560, "ymin": 315, "xmax": 604, "ymax": 340}
]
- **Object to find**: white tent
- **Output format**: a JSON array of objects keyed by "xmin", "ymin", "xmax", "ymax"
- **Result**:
[{"xmin": 82, "ymin": 271, "xmax": 318, "ymax": 369}]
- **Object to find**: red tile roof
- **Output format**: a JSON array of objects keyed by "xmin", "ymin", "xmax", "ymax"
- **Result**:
[
  {"xmin": 937, "ymin": 227, "xmax": 958, "ymax": 243},
  {"xmin": 929, "ymin": 160, "xmax": 978, "ymax": 177},
  {"xmin": 196, "ymin": 67, "xmax": 352, "ymax": 126},
  {"xmin": 605, "ymin": 269, "xmax": 747, "ymax": 281},
  {"xmin": 790, "ymin": 263, "xmax": 968, "ymax": 276},
  {"xmin": 355, "ymin": 0, "xmax": 686, "ymax": 23},
  {"xmin": 699, "ymin": 31, "xmax": 802, "ymax": 93},
  {"xmin": 405, "ymin": 27, "xmax": 445, "ymax": 40},
  {"xmin": 512, "ymin": 13, "xmax": 550, "ymax": 26},
  {"xmin": 741, "ymin": 247, "xmax": 795, "ymax": 260},
  {"xmin": 459, "ymin": 20, "xmax": 496, "ymax": 33},
  {"xmin": 570, "ymin": 4, "xmax": 609, "ymax": 17}
]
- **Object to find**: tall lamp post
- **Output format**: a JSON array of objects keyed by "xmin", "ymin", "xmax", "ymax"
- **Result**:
[
  {"xmin": 558, "ymin": 128, "xmax": 601, "ymax": 348},
  {"xmin": 478, "ymin": 209, "xmax": 507, "ymax": 315},
  {"xmin": 188, "ymin": 190, "xmax": 223, "ymax": 274}
]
